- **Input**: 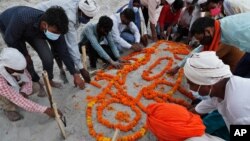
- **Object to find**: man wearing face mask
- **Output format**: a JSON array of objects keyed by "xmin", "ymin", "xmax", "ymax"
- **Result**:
[
  {"xmin": 184, "ymin": 51, "xmax": 250, "ymax": 139},
  {"xmin": 167, "ymin": 16, "xmax": 246, "ymax": 78},
  {"xmin": 0, "ymin": 6, "xmax": 85, "ymax": 90},
  {"xmin": 205, "ymin": 0, "xmax": 250, "ymax": 16},
  {"xmin": 35, "ymin": 0, "xmax": 99, "ymax": 84},
  {"xmin": 0, "ymin": 48, "xmax": 62, "ymax": 121}
]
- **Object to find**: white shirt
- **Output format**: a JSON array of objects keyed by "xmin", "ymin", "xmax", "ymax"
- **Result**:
[
  {"xmin": 189, "ymin": 5, "xmax": 201, "ymax": 31},
  {"xmin": 195, "ymin": 76, "xmax": 250, "ymax": 130},
  {"xmin": 185, "ymin": 133, "xmax": 224, "ymax": 141},
  {"xmin": 223, "ymin": 0, "xmax": 250, "ymax": 16},
  {"xmin": 140, "ymin": 0, "xmax": 161, "ymax": 25},
  {"xmin": 179, "ymin": 7, "xmax": 193, "ymax": 28},
  {"xmin": 110, "ymin": 13, "xmax": 140, "ymax": 49},
  {"xmin": 118, "ymin": 5, "xmax": 147, "ymax": 35},
  {"xmin": 35, "ymin": 0, "xmax": 83, "ymax": 70},
  {"xmin": 185, "ymin": 133, "xmax": 225, "ymax": 141}
]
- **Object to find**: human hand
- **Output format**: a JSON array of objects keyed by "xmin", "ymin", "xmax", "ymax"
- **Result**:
[
  {"xmin": 160, "ymin": 32, "xmax": 167, "ymax": 40},
  {"xmin": 118, "ymin": 59, "xmax": 131, "ymax": 65},
  {"xmin": 73, "ymin": 74, "xmax": 85, "ymax": 89},
  {"xmin": 152, "ymin": 34, "xmax": 158, "ymax": 42},
  {"xmin": 131, "ymin": 44, "xmax": 143, "ymax": 52},
  {"xmin": 44, "ymin": 107, "xmax": 63, "ymax": 118},
  {"xmin": 166, "ymin": 66, "xmax": 180, "ymax": 76},
  {"xmin": 110, "ymin": 60, "xmax": 122, "ymax": 69},
  {"xmin": 20, "ymin": 92, "xmax": 29, "ymax": 98},
  {"xmin": 80, "ymin": 68, "xmax": 91, "ymax": 83},
  {"xmin": 140, "ymin": 34, "xmax": 148, "ymax": 47}
]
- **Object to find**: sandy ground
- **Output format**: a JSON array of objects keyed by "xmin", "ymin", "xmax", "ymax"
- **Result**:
[{"xmin": 0, "ymin": 0, "xmax": 191, "ymax": 141}]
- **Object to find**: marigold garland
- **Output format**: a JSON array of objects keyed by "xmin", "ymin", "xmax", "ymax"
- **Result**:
[
  {"xmin": 86, "ymin": 40, "xmax": 193, "ymax": 141},
  {"xmin": 115, "ymin": 111, "xmax": 130, "ymax": 123}
]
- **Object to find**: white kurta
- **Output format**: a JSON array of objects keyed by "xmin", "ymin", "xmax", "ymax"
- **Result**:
[
  {"xmin": 223, "ymin": 0, "xmax": 250, "ymax": 16},
  {"xmin": 109, "ymin": 13, "xmax": 140, "ymax": 49},
  {"xmin": 195, "ymin": 76, "xmax": 250, "ymax": 130},
  {"xmin": 185, "ymin": 133, "xmax": 225, "ymax": 141}
]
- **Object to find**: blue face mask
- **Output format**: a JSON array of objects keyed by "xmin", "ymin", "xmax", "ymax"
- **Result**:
[
  {"xmin": 44, "ymin": 30, "xmax": 60, "ymax": 40},
  {"xmin": 79, "ymin": 16, "xmax": 91, "ymax": 24}
]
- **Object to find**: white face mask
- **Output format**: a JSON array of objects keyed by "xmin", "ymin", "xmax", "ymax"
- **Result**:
[
  {"xmin": 190, "ymin": 90, "xmax": 210, "ymax": 100},
  {"xmin": 12, "ymin": 72, "xmax": 23, "ymax": 77},
  {"xmin": 189, "ymin": 85, "xmax": 212, "ymax": 100},
  {"xmin": 133, "ymin": 7, "xmax": 139, "ymax": 13},
  {"xmin": 44, "ymin": 29, "xmax": 60, "ymax": 40}
]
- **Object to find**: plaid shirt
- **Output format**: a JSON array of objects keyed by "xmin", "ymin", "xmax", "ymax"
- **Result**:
[{"xmin": 0, "ymin": 70, "xmax": 47, "ymax": 113}]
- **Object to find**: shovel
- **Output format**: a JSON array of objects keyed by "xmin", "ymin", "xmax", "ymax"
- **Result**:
[{"xmin": 42, "ymin": 71, "xmax": 67, "ymax": 139}]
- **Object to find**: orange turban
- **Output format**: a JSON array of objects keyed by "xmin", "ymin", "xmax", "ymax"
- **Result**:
[{"xmin": 146, "ymin": 103, "xmax": 205, "ymax": 141}]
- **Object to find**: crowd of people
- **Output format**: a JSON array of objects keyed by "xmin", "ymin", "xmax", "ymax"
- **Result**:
[{"xmin": 1, "ymin": 0, "xmax": 250, "ymax": 140}]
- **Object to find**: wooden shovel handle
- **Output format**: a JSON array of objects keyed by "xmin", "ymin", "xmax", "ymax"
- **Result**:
[{"xmin": 42, "ymin": 71, "xmax": 67, "ymax": 139}]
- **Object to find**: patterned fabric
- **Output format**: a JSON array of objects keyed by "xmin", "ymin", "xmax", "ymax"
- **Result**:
[{"xmin": 0, "ymin": 70, "xmax": 47, "ymax": 113}]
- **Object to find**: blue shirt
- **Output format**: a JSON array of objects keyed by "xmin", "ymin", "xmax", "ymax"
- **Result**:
[
  {"xmin": 220, "ymin": 12, "xmax": 250, "ymax": 52},
  {"xmin": 80, "ymin": 23, "xmax": 120, "ymax": 61}
]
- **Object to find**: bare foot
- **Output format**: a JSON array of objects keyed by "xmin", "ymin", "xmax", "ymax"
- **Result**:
[
  {"xmin": 37, "ymin": 87, "xmax": 47, "ymax": 97},
  {"xmin": 49, "ymin": 80, "xmax": 63, "ymax": 88},
  {"xmin": 4, "ymin": 111, "xmax": 23, "ymax": 121}
]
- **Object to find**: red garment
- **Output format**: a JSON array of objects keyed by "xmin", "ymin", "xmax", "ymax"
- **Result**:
[
  {"xmin": 204, "ymin": 20, "xmax": 221, "ymax": 51},
  {"xmin": 158, "ymin": 4, "xmax": 181, "ymax": 28},
  {"xmin": 0, "ymin": 70, "xmax": 47, "ymax": 113},
  {"xmin": 146, "ymin": 103, "xmax": 205, "ymax": 141}
]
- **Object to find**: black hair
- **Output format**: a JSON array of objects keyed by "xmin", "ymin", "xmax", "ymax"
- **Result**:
[
  {"xmin": 172, "ymin": 0, "xmax": 184, "ymax": 10},
  {"xmin": 97, "ymin": 16, "xmax": 113, "ymax": 32},
  {"xmin": 41, "ymin": 6, "xmax": 69, "ymax": 34},
  {"xmin": 207, "ymin": 0, "xmax": 223, "ymax": 4},
  {"xmin": 133, "ymin": 0, "xmax": 140, "ymax": 4},
  {"xmin": 121, "ymin": 8, "xmax": 135, "ymax": 22},
  {"xmin": 190, "ymin": 17, "xmax": 215, "ymax": 36},
  {"xmin": 192, "ymin": 0, "xmax": 199, "ymax": 5}
]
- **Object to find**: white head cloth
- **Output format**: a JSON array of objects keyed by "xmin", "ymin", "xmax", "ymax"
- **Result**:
[
  {"xmin": 79, "ymin": 0, "xmax": 99, "ymax": 17},
  {"xmin": 197, "ymin": 0, "xmax": 207, "ymax": 5},
  {"xmin": 184, "ymin": 51, "xmax": 232, "ymax": 85},
  {"xmin": 0, "ymin": 48, "xmax": 27, "ymax": 92}
]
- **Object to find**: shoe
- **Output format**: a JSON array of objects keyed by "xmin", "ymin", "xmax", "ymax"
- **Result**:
[{"xmin": 4, "ymin": 111, "xmax": 24, "ymax": 122}]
